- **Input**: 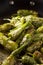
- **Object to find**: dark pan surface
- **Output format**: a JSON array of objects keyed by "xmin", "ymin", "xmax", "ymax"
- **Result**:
[{"xmin": 0, "ymin": 0, "xmax": 43, "ymax": 17}]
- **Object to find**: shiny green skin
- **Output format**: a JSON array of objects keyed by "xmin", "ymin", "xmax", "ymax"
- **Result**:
[
  {"xmin": 27, "ymin": 33, "xmax": 43, "ymax": 53},
  {"xmin": 20, "ymin": 34, "xmax": 32, "ymax": 46},
  {"xmin": 16, "ymin": 24, "xmax": 33, "ymax": 44},
  {"xmin": 0, "ymin": 23, "xmax": 14, "ymax": 32},
  {"xmin": 2, "ymin": 55, "xmax": 15, "ymax": 65},
  {"xmin": 14, "ymin": 17, "xmax": 26, "ymax": 28},
  {"xmin": 2, "ymin": 34, "xmax": 32, "ymax": 65},
  {"xmin": 21, "ymin": 55, "xmax": 37, "ymax": 65},
  {"xmin": 33, "ymin": 33, "xmax": 43, "ymax": 42},
  {"xmin": 27, "ymin": 41, "xmax": 42, "ymax": 53},
  {"xmin": 8, "ymin": 18, "xmax": 32, "ymax": 40},
  {"xmin": 17, "ymin": 10, "xmax": 38, "ymax": 16},
  {"xmin": 33, "ymin": 51, "xmax": 43, "ymax": 64},
  {"xmin": 16, "ymin": 30, "xmax": 26, "ymax": 44},
  {"xmin": 40, "ymin": 47, "xmax": 43, "ymax": 54},
  {"xmin": 25, "ymin": 15, "xmax": 43, "ymax": 28},
  {"xmin": 4, "ymin": 16, "xmax": 21, "ymax": 27},
  {"xmin": 16, "ymin": 17, "xmax": 34, "ymax": 44},
  {"xmin": 0, "ymin": 32, "xmax": 18, "ymax": 51},
  {"xmin": 36, "ymin": 26, "xmax": 43, "ymax": 33},
  {"xmin": 9, "ymin": 16, "xmax": 21, "ymax": 25},
  {"xmin": 32, "ymin": 17, "xmax": 43, "ymax": 28}
]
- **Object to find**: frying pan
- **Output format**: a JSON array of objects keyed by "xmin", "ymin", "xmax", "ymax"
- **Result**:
[
  {"xmin": 0, "ymin": 0, "xmax": 43, "ymax": 64},
  {"xmin": 0, "ymin": 0, "xmax": 43, "ymax": 17}
]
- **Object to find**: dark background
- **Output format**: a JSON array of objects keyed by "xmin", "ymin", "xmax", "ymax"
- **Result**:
[{"xmin": 0, "ymin": 0, "xmax": 43, "ymax": 17}]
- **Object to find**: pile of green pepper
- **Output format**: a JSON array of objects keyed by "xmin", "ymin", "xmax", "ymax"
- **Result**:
[{"xmin": 0, "ymin": 10, "xmax": 43, "ymax": 65}]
